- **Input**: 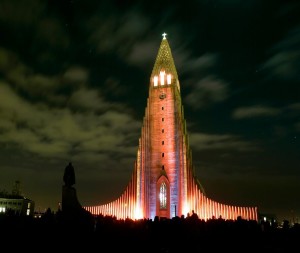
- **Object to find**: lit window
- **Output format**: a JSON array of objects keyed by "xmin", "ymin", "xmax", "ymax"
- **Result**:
[
  {"xmin": 167, "ymin": 74, "xmax": 171, "ymax": 84},
  {"xmin": 159, "ymin": 182, "xmax": 167, "ymax": 209},
  {"xmin": 160, "ymin": 71, "xmax": 165, "ymax": 86},
  {"xmin": 154, "ymin": 76, "xmax": 158, "ymax": 87},
  {"xmin": 27, "ymin": 203, "xmax": 31, "ymax": 208},
  {"xmin": 26, "ymin": 209, "xmax": 30, "ymax": 215}
]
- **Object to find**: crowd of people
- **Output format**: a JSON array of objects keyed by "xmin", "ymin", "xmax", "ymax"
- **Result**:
[{"xmin": 1, "ymin": 208, "xmax": 299, "ymax": 252}]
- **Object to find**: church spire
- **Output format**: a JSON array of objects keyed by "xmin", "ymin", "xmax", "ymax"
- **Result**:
[{"xmin": 150, "ymin": 33, "xmax": 179, "ymax": 90}]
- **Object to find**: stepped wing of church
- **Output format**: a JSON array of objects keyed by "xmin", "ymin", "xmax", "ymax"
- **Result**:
[{"xmin": 84, "ymin": 35, "xmax": 258, "ymax": 221}]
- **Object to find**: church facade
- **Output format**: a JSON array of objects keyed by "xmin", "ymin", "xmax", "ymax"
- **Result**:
[{"xmin": 84, "ymin": 34, "xmax": 258, "ymax": 221}]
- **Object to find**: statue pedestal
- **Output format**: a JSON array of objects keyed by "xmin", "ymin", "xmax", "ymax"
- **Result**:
[
  {"xmin": 62, "ymin": 185, "xmax": 82, "ymax": 215},
  {"xmin": 61, "ymin": 185, "xmax": 94, "ymax": 231}
]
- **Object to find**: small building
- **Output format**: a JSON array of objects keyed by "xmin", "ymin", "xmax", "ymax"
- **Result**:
[{"xmin": 0, "ymin": 196, "xmax": 35, "ymax": 216}]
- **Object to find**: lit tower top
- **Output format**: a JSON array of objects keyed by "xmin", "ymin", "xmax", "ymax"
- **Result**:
[{"xmin": 151, "ymin": 33, "xmax": 180, "ymax": 91}]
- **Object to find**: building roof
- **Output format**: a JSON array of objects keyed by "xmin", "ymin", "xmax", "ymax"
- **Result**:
[{"xmin": 150, "ymin": 33, "xmax": 178, "ymax": 84}]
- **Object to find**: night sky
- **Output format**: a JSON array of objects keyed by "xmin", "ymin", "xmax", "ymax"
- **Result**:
[{"xmin": 0, "ymin": 0, "xmax": 299, "ymax": 222}]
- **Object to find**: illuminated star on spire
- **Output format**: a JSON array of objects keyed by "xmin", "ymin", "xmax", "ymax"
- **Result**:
[{"xmin": 162, "ymin": 32, "xmax": 167, "ymax": 39}]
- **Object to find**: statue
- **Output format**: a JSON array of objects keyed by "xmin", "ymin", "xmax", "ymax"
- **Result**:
[
  {"xmin": 63, "ymin": 162, "xmax": 75, "ymax": 187},
  {"xmin": 61, "ymin": 162, "xmax": 94, "ymax": 231}
]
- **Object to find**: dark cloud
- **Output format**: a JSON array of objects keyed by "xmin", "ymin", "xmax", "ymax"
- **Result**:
[
  {"xmin": 184, "ymin": 75, "xmax": 228, "ymax": 109},
  {"xmin": 68, "ymin": 88, "xmax": 108, "ymax": 111},
  {"xmin": 63, "ymin": 66, "xmax": 89, "ymax": 84},
  {"xmin": 263, "ymin": 25, "xmax": 300, "ymax": 82},
  {"xmin": 232, "ymin": 105, "xmax": 281, "ymax": 119},
  {"xmin": 127, "ymin": 40, "xmax": 157, "ymax": 67},
  {"xmin": 35, "ymin": 18, "xmax": 70, "ymax": 50},
  {"xmin": 0, "ymin": 0, "xmax": 46, "ymax": 27},
  {"xmin": 189, "ymin": 132, "xmax": 259, "ymax": 151},
  {"xmin": 86, "ymin": 7, "xmax": 150, "ymax": 58},
  {"xmin": 287, "ymin": 103, "xmax": 300, "ymax": 111},
  {"xmin": 0, "ymin": 82, "xmax": 140, "ymax": 164}
]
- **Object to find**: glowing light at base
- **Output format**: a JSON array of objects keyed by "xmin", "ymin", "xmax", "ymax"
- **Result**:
[
  {"xmin": 182, "ymin": 202, "xmax": 190, "ymax": 217},
  {"xmin": 134, "ymin": 206, "xmax": 143, "ymax": 220}
]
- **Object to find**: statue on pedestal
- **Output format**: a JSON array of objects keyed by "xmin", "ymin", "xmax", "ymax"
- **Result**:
[
  {"xmin": 63, "ymin": 162, "xmax": 75, "ymax": 187},
  {"xmin": 61, "ymin": 162, "xmax": 94, "ymax": 231}
]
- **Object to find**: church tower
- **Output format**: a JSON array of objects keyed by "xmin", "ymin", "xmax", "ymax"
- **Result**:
[
  {"xmin": 141, "ymin": 33, "xmax": 188, "ymax": 218},
  {"xmin": 84, "ymin": 34, "xmax": 258, "ymax": 221}
]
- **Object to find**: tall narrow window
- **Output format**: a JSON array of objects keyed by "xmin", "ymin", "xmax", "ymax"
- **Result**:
[
  {"xmin": 162, "ymin": 118, "xmax": 164, "ymax": 122},
  {"xmin": 154, "ymin": 76, "xmax": 158, "ymax": 87},
  {"xmin": 159, "ymin": 182, "xmax": 167, "ymax": 209},
  {"xmin": 162, "ymin": 107, "xmax": 164, "ymax": 110},
  {"xmin": 162, "ymin": 141, "xmax": 164, "ymax": 145},
  {"xmin": 162, "ymin": 129, "xmax": 164, "ymax": 133},
  {"xmin": 162, "ymin": 153, "xmax": 164, "ymax": 157},
  {"xmin": 160, "ymin": 71, "xmax": 165, "ymax": 86},
  {"xmin": 167, "ymin": 74, "xmax": 172, "ymax": 84}
]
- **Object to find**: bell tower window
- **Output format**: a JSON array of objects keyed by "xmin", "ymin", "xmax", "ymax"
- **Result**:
[
  {"xmin": 160, "ymin": 71, "xmax": 165, "ymax": 86},
  {"xmin": 154, "ymin": 76, "xmax": 158, "ymax": 87},
  {"xmin": 167, "ymin": 74, "xmax": 171, "ymax": 84}
]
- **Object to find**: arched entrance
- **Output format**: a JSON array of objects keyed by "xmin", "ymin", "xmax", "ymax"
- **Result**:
[{"xmin": 156, "ymin": 173, "xmax": 170, "ymax": 218}]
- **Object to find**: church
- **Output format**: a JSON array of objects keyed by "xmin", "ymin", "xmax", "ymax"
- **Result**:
[{"xmin": 84, "ymin": 34, "xmax": 258, "ymax": 221}]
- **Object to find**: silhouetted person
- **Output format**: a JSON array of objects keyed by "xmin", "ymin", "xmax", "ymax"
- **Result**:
[
  {"xmin": 191, "ymin": 210, "xmax": 198, "ymax": 220},
  {"xmin": 63, "ymin": 162, "xmax": 75, "ymax": 187}
]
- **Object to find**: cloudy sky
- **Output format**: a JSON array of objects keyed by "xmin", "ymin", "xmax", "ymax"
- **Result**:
[{"xmin": 0, "ymin": 0, "xmax": 299, "ymax": 221}]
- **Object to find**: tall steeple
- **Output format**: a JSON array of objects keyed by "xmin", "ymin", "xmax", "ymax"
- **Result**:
[{"xmin": 150, "ymin": 33, "xmax": 180, "ymax": 91}]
